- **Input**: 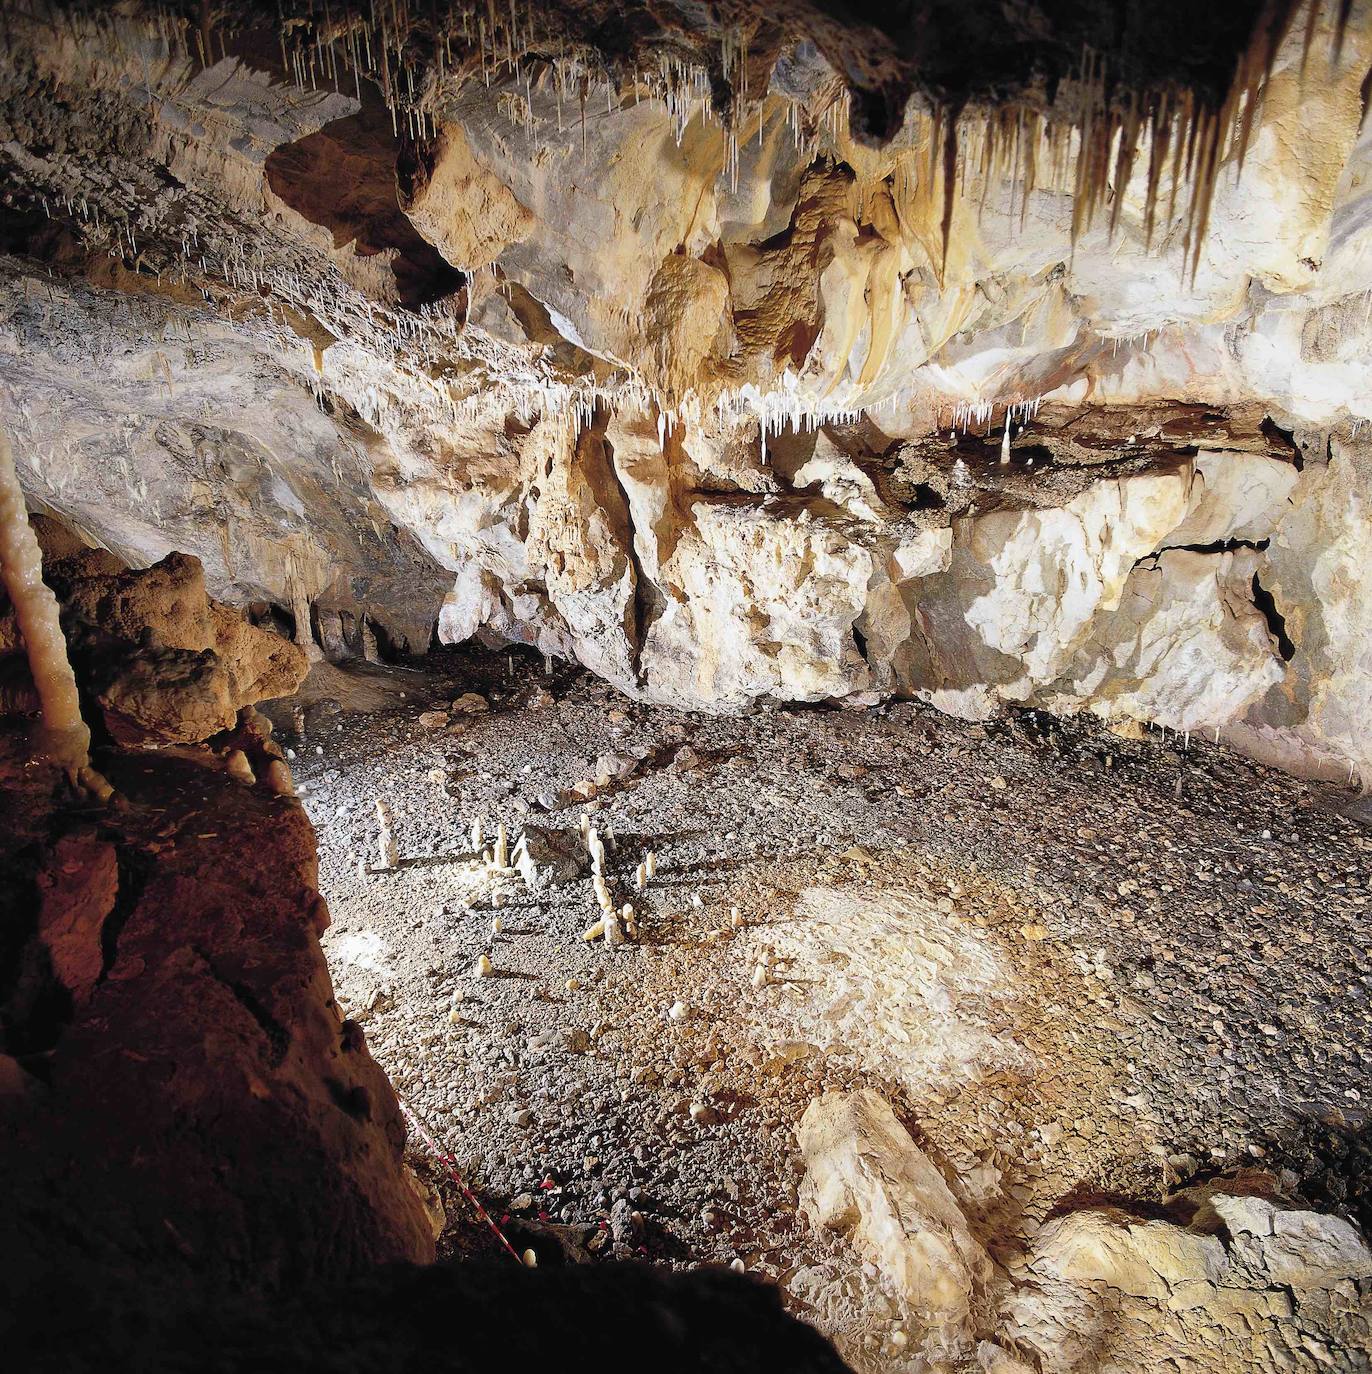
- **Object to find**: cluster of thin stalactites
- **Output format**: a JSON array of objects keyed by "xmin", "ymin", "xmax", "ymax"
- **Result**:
[
  {"xmin": 10, "ymin": 0, "xmax": 1359, "ymax": 370},
  {"xmin": 252, "ymin": 0, "xmax": 1357, "ymax": 277}
]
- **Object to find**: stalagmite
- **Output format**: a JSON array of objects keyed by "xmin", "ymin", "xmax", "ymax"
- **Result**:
[
  {"xmin": 0, "ymin": 424, "xmax": 94, "ymax": 781},
  {"xmin": 493, "ymin": 822, "xmax": 509, "ymax": 870},
  {"xmin": 264, "ymin": 759, "xmax": 295, "ymax": 796},
  {"xmin": 375, "ymin": 799, "xmax": 399, "ymax": 869},
  {"xmin": 470, "ymin": 817, "xmax": 484, "ymax": 853},
  {"xmin": 475, "ymin": 953, "xmax": 493, "ymax": 978},
  {"xmin": 645, "ymin": 852, "xmax": 657, "ymax": 879},
  {"xmin": 635, "ymin": 862, "xmax": 647, "ymax": 890},
  {"xmin": 224, "ymin": 749, "xmax": 255, "ymax": 784},
  {"xmin": 603, "ymin": 911, "xmax": 623, "ymax": 947},
  {"xmin": 582, "ymin": 918, "xmax": 606, "ymax": 942}
]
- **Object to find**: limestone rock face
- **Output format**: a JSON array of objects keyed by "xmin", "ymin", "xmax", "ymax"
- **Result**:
[{"xmin": 2, "ymin": 2, "xmax": 1372, "ymax": 785}]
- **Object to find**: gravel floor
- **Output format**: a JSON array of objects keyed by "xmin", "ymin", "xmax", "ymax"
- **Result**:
[{"xmin": 271, "ymin": 646, "xmax": 1372, "ymax": 1370}]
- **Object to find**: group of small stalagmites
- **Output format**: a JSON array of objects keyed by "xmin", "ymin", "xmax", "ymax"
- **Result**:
[
  {"xmin": 367, "ymin": 794, "xmax": 738, "ymax": 1005},
  {"xmin": 456, "ymin": 812, "xmax": 660, "ymax": 975},
  {"xmin": 579, "ymin": 814, "xmax": 655, "ymax": 949}
]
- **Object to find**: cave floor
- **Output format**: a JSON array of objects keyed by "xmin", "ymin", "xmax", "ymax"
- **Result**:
[{"xmin": 281, "ymin": 648, "xmax": 1371, "ymax": 1369}]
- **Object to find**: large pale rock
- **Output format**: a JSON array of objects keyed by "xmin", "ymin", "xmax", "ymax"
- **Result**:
[
  {"xmin": 1046, "ymin": 548, "xmax": 1285, "ymax": 733},
  {"xmin": 881, "ymin": 452, "xmax": 1303, "ymax": 733},
  {"xmin": 401, "ymin": 123, "xmax": 535, "ymax": 271},
  {"xmin": 1004, "ymin": 1194, "xmax": 1372, "ymax": 1372},
  {"xmin": 798, "ymin": 1089, "xmax": 996, "ymax": 1361},
  {"xmin": 1210, "ymin": 1194, "xmax": 1372, "ymax": 1289},
  {"xmin": 527, "ymin": 417, "xmax": 640, "ymax": 692},
  {"xmin": 1229, "ymin": 444, "xmax": 1372, "ymax": 786}
]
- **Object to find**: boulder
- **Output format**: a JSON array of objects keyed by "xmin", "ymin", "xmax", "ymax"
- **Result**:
[
  {"xmin": 35, "ymin": 548, "xmax": 309, "ymax": 744},
  {"xmin": 798, "ymin": 1089, "xmax": 996, "ymax": 1361}
]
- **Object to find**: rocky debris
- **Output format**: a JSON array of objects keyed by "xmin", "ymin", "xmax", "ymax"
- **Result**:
[
  {"xmin": 0, "ymin": 542, "xmax": 309, "ymax": 744},
  {"xmin": 298, "ymin": 648, "xmax": 1371, "ymax": 1374},
  {"xmin": 798, "ymin": 1090, "xmax": 997, "ymax": 1360}
]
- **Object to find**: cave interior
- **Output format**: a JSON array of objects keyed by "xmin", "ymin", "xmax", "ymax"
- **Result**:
[{"xmin": 1, "ymin": 2, "xmax": 1371, "ymax": 1371}]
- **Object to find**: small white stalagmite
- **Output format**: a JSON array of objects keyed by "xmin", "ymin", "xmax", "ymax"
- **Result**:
[
  {"xmin": 375, "ymin": 798, "xmax": 399, "ymax": 869},
  {"xmin": 635, "ymin": 862, "xmax": 647, "ymax": 891},
  {"xmin": 470, "ymin": 817, "xmax": 484, "ymax": 854},
  {"xmin": 494, "ymin": 821, "xmax": 509, "ymax": 870},
  {"xmin": 645, "ymin": 851, "xmax": 657, "ymax": 879},
  {"xmin": 581, "ymin": 918, "xmax": 606, "ymax": 942},
  {"xmin": 0, "ymin": 424, "xmax": 98, "ymax": 786},
  {"xmin": 603, "ymin": 911, "xmax": 623, "ymax": 947}
]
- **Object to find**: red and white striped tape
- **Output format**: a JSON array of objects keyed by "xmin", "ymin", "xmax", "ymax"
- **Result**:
[{"xmin": 399, "ymin": 1096, "xmax": 525, "ymax": 1265}]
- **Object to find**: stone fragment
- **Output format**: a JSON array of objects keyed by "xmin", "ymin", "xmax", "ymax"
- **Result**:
[{"xmin": 798, "ymin": 1089, "xmax": 994, "ymax": 1359}]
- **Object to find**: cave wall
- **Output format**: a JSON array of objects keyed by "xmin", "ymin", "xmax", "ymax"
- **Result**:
[{"xmin": 2, "ymin": 1, "xmax": 1371, "ymax": 783}]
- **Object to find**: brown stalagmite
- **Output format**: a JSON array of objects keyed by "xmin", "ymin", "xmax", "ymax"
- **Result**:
[{"xmin": 0, "ymin": 423, "xmax": 91, "ymax": 776}]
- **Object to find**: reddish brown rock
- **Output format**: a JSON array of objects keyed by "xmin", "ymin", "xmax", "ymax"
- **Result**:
[
  {"xmin": 0, "ymin": 542, "xmax": 310, "ymax": 745},
  {"xmin": 0, "ymin": 729, "xmax": 434, "ymax": 1302},
  {"xmin": 34, "ymin": 829, "xmax": 117, "ymax": 1003}
]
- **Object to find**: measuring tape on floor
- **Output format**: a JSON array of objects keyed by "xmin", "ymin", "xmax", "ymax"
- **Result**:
[{"xmin": 398, "ymin": 1096, "xmax": 526, "ymax": 1265}]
